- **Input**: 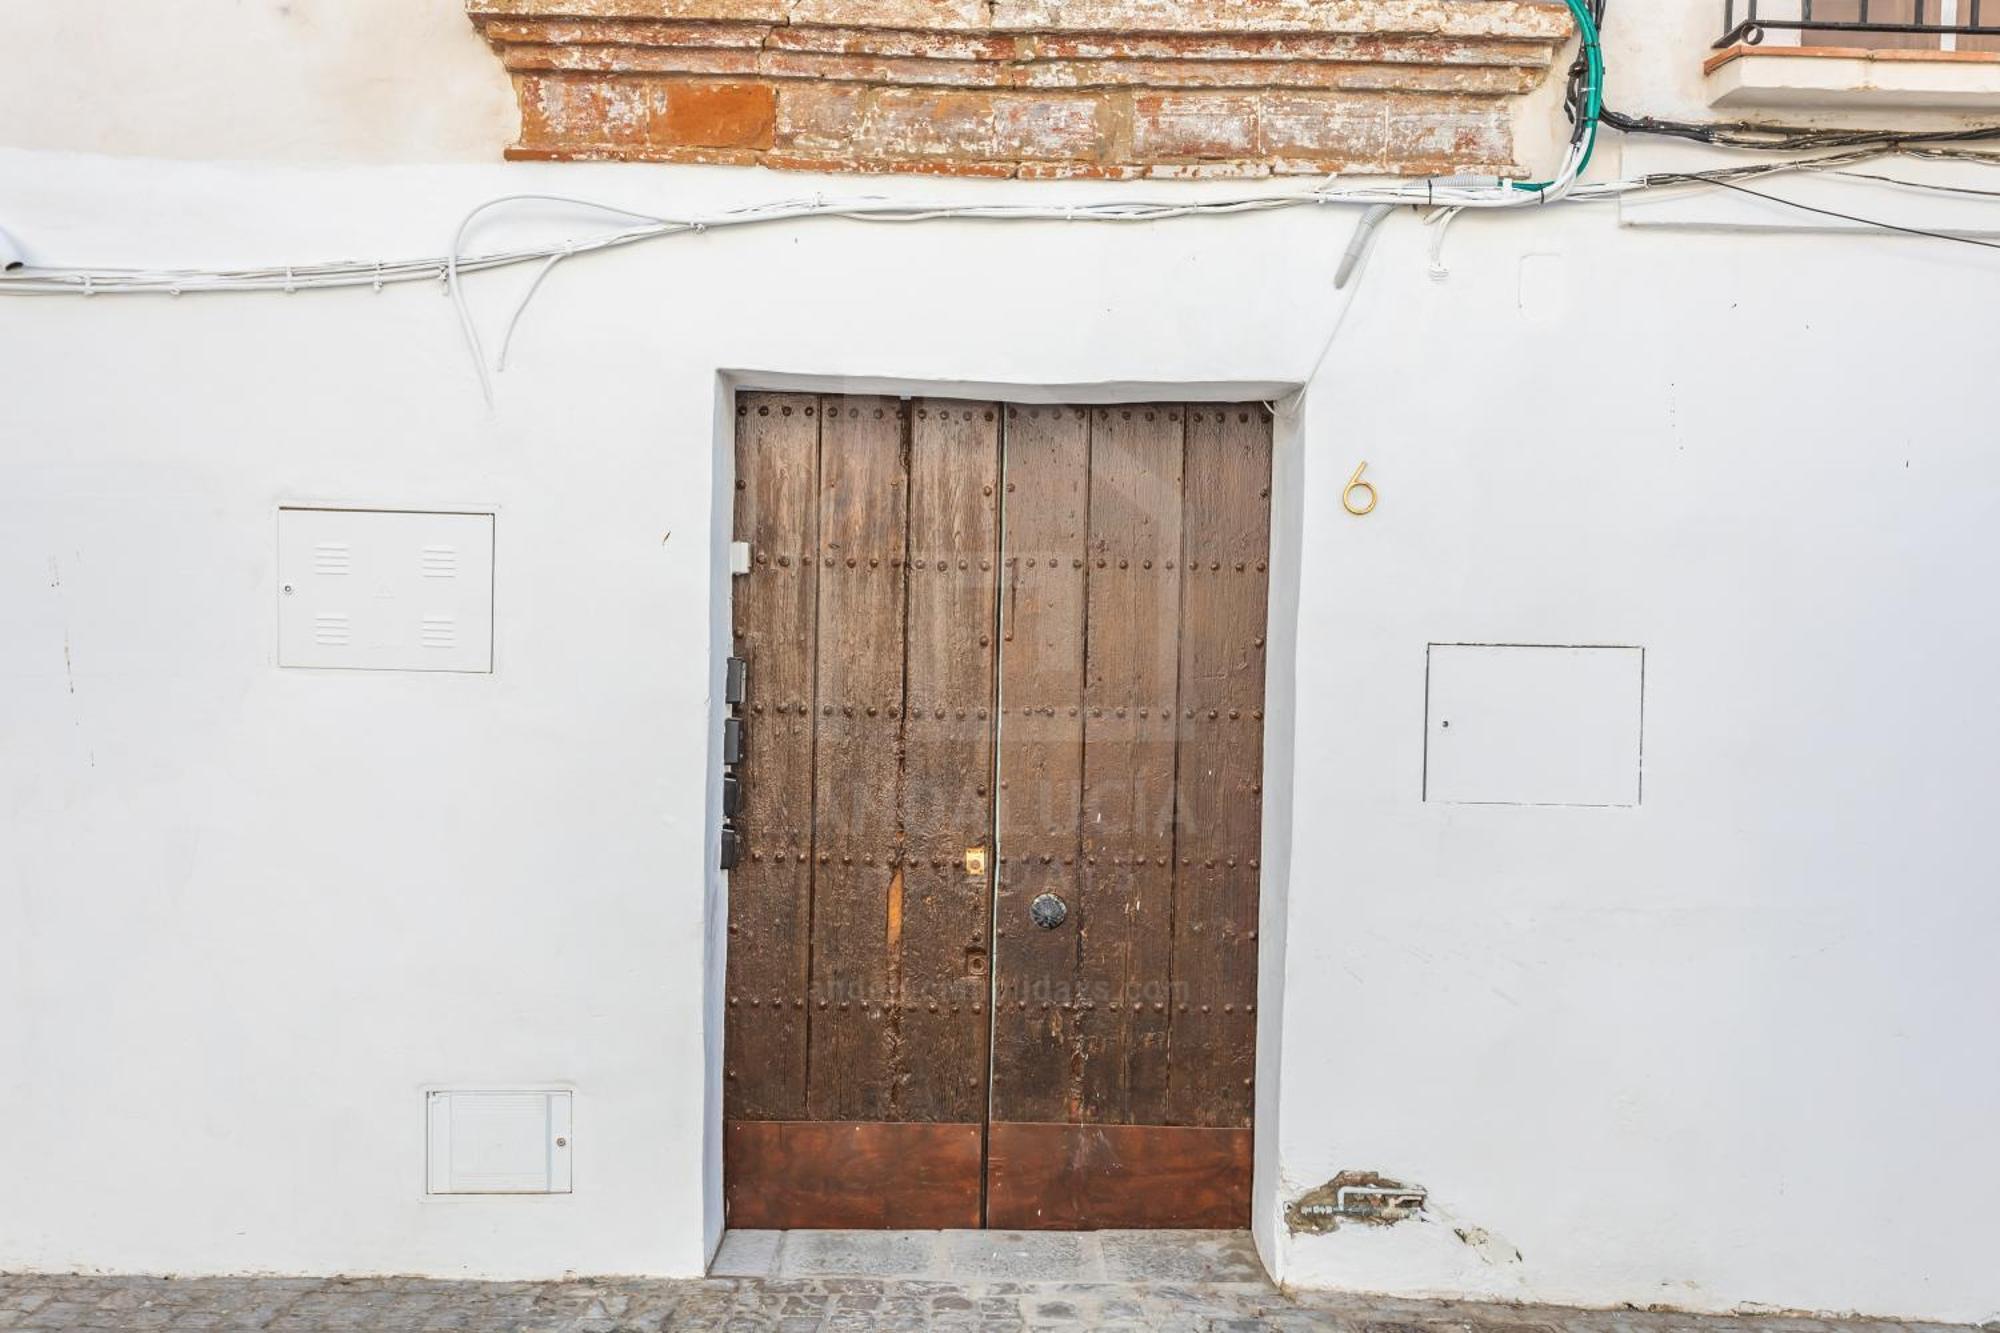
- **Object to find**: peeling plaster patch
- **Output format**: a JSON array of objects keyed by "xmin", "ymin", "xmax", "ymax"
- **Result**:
[
  {"xmin": 1452, "ymin": 1224, "xmax": 1523, "ymax": 1267},
  {"xmin": 1287, "ymin": 1175, "xmax": 1525, "ymax": 1273},
  {"xmin": 1286, "ymin": 1171, "xmax": 1427, "ymax": 1233}
]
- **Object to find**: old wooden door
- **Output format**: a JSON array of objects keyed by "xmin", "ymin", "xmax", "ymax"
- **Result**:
[{"xmin": 726, "ymin": 394, "xmax": 1270, "ymax": 1231}]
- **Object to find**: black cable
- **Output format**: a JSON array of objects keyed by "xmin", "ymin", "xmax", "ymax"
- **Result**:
[
  {"xmin": 1562, "ymin": 0, "xmax": 1608, "ymax": 146},
  {"xmin": 1831, "ymin": 168, "xmax": 2000, "ymax": 197},
  {"xmin": 1557, "ymin": 0, "xmax": 2000, "ymax": 253},
  {"xmin": 1653, "ymin": 173, "xmax": 2000, "ymax": 250},
  {"xmin": 1604, "ymin": 107, "xmax": 2000, "ymax": 152}
]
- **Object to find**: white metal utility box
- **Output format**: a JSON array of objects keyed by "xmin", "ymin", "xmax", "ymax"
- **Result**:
[
  {"xmin": 276, "ymin": 508, "xmax": 494, "ymax": 673},
  {"xmin": 1424, "ymin": 643, "xmax": 1645, "ymax": 807},
  {"xmin": 426, "ymin": 1090, "xmax": 573, "ymax": 1195}
]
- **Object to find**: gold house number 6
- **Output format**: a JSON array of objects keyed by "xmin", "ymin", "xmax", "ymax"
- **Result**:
[{"xmin": 1343, "ymin": 461, "xmax": 1378, "ymax": 516}]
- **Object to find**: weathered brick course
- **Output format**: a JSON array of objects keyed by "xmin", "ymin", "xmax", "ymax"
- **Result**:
[
  {"xmin": 651, "ymin": 78, "xmax": 778, "ymax": 147},
  {"xmin": 470, "ymin": 0, "xmax": 1568, "ymax": 176},
  {"xmin": 1131, "ymin": 91, "xmax": 1258, "ymax": 159}
]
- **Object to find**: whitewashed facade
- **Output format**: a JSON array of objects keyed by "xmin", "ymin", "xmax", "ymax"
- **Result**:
[{"xmin": 1, "ymin": 0, "xmax": 1997, "ymax": 1321}]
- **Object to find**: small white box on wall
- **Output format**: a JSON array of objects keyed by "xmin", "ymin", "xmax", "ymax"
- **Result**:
[
  {"xmin": 277, "ymin": 508, "xmax": 494, "ymax": 673},
  {"xmin": 426, "ymin": 1090, "xmax": 573, "ymax": 1195},
  {"xmin": 1425, "ymin": 643, "xmax": 1645, "ymax": 807}
]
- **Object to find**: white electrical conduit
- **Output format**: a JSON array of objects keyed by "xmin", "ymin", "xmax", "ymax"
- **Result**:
[
  {"xmin": 0, "ymin": 142, "xmax": 1989, "ymax": 401},
  {"xmin": 0, "ymin": 151, "xmax": 1612, "ymax": 403},
  {"xmin": 6, "ymin": 141, "xmax": 1986, "ymax": 306},
  {"xmin": 0, "ymin": 151, "xmax": 1620, "ymax": 305}
]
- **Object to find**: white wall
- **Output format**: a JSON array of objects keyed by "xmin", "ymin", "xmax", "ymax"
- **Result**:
[
  {"xmin": 3, "ymin": 1, "xmax": 1999, "ymax": 1322},
  {"xmin": 0, "ymin": 0, "xmax": 514, "ymax": 163},
  {"xmin": 1267, "ymin": 213, "xmax": 2000, "ymax": 1319}
]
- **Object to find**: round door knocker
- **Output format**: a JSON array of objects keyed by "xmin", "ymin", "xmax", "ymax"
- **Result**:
[
  {"xmin": 1030, "ymin": 893, "xmax": 1069, "ymax": 930},
  {"xmin": 1342, "ymin": 461, "xmax": 1378, "ymax": 516}
]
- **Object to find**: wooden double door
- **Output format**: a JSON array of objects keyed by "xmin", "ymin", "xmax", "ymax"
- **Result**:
[{"xmin": 725, "ymin": 392, "xmax": 1270, "ymax": 1230}]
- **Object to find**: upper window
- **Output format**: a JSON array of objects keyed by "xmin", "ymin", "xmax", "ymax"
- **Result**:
[
  {"xmin": 1710, "ymin": 0, "xmax": 2000, "ymax": 106},
  {"xmin": 1723, "ymin": 0, "xmax": 2000, "ymax": 53}
]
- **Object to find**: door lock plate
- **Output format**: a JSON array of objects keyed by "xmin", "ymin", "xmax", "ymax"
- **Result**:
[{"xmin": 963, "ymin": 846, "xmax": 987, "ymax": 877}]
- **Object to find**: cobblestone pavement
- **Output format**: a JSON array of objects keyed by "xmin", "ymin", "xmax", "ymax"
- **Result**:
[{"xmin": 1, "ymin": 1232, "xmax": 1981, "ymax": 1333}]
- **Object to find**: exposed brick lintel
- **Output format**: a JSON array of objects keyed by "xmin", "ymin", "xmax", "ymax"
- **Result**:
[{"xmin": 471, "ymin": 0, "xmax": 1569, "ymax": 177}]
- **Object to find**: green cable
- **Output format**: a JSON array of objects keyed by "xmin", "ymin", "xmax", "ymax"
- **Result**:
[{"xmin": 1514, "ymin": 0, "xmax": 1603, "ymax": 192}]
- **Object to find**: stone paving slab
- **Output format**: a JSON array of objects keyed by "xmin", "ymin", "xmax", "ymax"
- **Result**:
[
  {"xmin": 721, "ymin": 1230, "xmax": 1239, "ymax": 1285},
  {"xmin": 1, "ymin": 1242, "xmax": 1986, "ymax": 1333}
]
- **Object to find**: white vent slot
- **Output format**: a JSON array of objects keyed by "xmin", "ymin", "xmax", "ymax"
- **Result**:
[
  {"xmin": 420, "ymin": 545, "xmax": 458, "ymax": 579},
  {"xmin": 313, "ymin": 543, "xmax": 352, "ymax": 575},
  {"xmin": 419, "ymin": 615, "xmax": 457, "ymax": 649},
  {"xmin": 313, "ymin": 613, "xmax": 351, "ymax": 646}
]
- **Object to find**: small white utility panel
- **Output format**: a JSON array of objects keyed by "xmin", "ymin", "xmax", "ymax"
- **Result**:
[
  {"xmin": 426, "ymin": 1090, "xmax": 573, "ymax": 1195},
  {"xmin": 277, "ymin": 508, "xmax": 493, "ymax": 672},
  {"xmin": 1425, "ymin": 644, "xmax": 1644, "ymax": 807}
]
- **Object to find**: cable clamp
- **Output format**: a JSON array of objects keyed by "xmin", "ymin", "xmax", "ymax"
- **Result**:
[{"xmin": 284, "ymin": 266, "xmax": 296, "ymax": 294}]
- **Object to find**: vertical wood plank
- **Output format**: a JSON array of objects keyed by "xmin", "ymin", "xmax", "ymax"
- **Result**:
[
  {"xmin": 1166, "ymin": 405, "xmax": 1272, "ymax": 1128},
  {"xmin": 1077, "ymin": 405, "xmax": 1184, "ymax": 1125},
  {"xmin": 895, "ymin": 398, "xmax": 1003, "ymax": 1123},
  {"xmin": 807, "ymin": 395, "xmax": 910, "ymax": 1122},
  {"xmin": 990, "ymin": 404, "xmax": 1091, "ymax": 1126},
  {"xmin": 726, "ymin": 391, "xmax": 821, "ymax": 1120}
]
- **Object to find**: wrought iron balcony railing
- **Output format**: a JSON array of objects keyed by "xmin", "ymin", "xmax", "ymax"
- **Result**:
[{"xmin": 1720, "ymin": 0, "xmax": 2000, "ymax": 49}]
